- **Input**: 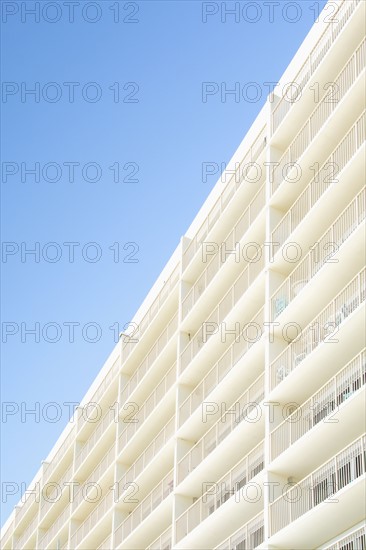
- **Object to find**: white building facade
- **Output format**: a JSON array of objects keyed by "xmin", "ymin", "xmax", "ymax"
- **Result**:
[{"xmin": 2, "ymin": 0, "xmax": 366, "ymax": 548}]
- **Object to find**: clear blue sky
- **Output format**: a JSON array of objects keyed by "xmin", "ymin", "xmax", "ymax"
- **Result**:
[{"xmin": 1, "ymin": 0, "xmax": 327, "ymax": 525}]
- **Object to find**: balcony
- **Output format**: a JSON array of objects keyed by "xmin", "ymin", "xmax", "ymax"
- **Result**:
[
  {"xmin": 118, "ymin": 361, "xmax": 175, "ymax": 452},
  {"xmin": 321, "ymin": 525, "xmax": 366, "ymax": 549},
  {"xmin": 114, "ymin": 470, "xmax": 174, "ymax": 548},
  {"xmin": 180, "ymin": 254, "xmax": 265, "ymax": 374},
  {"xmin": 272, "ymin": 111, "xmax": 365, "ymax": 253},
  {"xmin": 40, "ymin": 463, "xmax": 73, "ymax": 520},
  {"xmin": 177, "ymin": 373, "xmax": 264, "ymax": 485},
  {"xmin": 70, "ymin": 490, "xmax": 114, "ymax": 549},
  {"xmin": 121, "ymin": 264, "xmax": 179, "ymax": 363},
  {"xmin": 214, "ymin": 511, "xmax": 264, "ymax": 550},
  {"xmin": 38, "ymin": 504, "xmax": 70, "ymax": 550},
  {"xmin": 271, "ymin": 0, "xmax": 359, "ymax": 134},
  {"xmin": 0, "ymin": 521, "xmax": 14, "ymax": 549},
  {"xmin": 182, "ymin": 126, "xmax": 266, "ymax": 273},
  {"xmin": 120, "ymin": 313, "xmax": 178, "ymax": 404},
  {"xmin": 77, "ymin": 356, "xmax": 120, "ymax": 435},
  {"xmin": 118, "ymin": 416, "xmax": 175, "ymax": 483},
  {"xmin": 14, "ymin": 512, "xmax": 38, "ymax": 549},
  {"xmin": 271, "ymin": 349, "xmax": 366, "ymax": 462},
  {"xmin": 96, "ymin": 534, "xmax": 112, "ymax": 550},
  {"xmin": 271, "ymin": 37, "xmax": 365, "ymax": 195},
  {"xmin": 72, "ymin": 442, "xmax": 115, "ymax": 513},
  {"xmin": 176, "ymin": 441, "xmax": 264, "ymax": 543},
  {"xmin": 269, "ymin": 436, "xmax": 366, "ymax": 546},
  {"xmin": 146, "ymin": 526, "xmax": 172, "ymax": 550},
  {"xmin": 271, "ymin": 267, "xmax": 366, "ymax": 391},
  {"xmin": 182, "ymin": 182, "xmax": 266, "ymax": 320},
  {"xmin": 42, "ymin": 428, "xmax": 75, "ymax": 486},
  {"xmin": 271, "ymin": 187, "xmax": 366, "ymax": 320},
  {"xmin": 74, "ymin": 410, "xmax": 115, "ymax": 472},
  {"xmin": 179, "ymin": 306, "xmax": 265, "ymax": 429}
]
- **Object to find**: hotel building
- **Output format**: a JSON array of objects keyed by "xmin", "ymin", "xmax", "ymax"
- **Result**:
[{"xmin": 1, "ymin": 0, "xmax": 365, "ymax": 548}]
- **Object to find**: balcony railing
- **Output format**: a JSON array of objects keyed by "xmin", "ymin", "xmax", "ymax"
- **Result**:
[
  {"xmin": 118, "ymin": 415, "xmax": 175, "ymax": 490},
  {"xmin": 182, "ymin": 183, "xmax": 266, "ymax": 319},
  {"xmin": 96, "ymin": 534, "xmax": 112, "ymax": 550},
  {"xmin": 114, "ymin": 470, "xmax": 174, "ymax": 547},
  {"xmin": 119, "ymin": 361, "xmax": 176, "ymax": 447},
  {"xmin": 180, "ymin": 252, "xmax": 265, "ymax": 373},
  {"xmin": 179, "ymin": 306, "xmax": 265, "ymax": 426},
  {"xmin": 38, "ymin": 504, "xmax": 71, "ymax": 550},
  {"xmin": 182, "ymin": 126, "xmax": 266, "ymax": 272},
  {"xmin": 120, "ymin": 313, "xmax": 178, "ymax": 404},
  {"xmin": 215, "ymin": 511, "xmax": 264, "ymax": 550},
  {"xmin": 271, "ymin": 37, "xmax": 365, "ymax": 194},
  {"xmin": 178, "ymin": 373, "xmax": 265, "ymax": 484},
  {"xmin": 176, "ymin": 441, "xmax": 264, "ymax": 542},
  {"xmin": 40, "ymin": 463, "xmax": 73, "ymax": 519},
  {"xmin": 0, "ymin": 522, "xmax": 14, "ymax": 548},
  {"xmin": 121, "ymin": 264, "xmax": 180, "ymax": 362},
  {"xmin": 77, "ymin": 357, "xmax": 120, "ymax": 434},
  {"xmin": 42, "ymin": 428, "xmax": 75, "ymax": 486},
  {"xmin": 272, "ymin": 111, "xmax": 365, "ymax": 251},
  {"xmin": 272, "ymin": 0, "xmax": 359, "ymax": 133},
  {"xmin": 271, "ymin": 267, "xmax": 366, "ymax": 389},
  {"xmin": 271, "ymin": 187, "xmax": 366, "ymax": 319},
  {"xmin": 70, "ymin": 490, "xmax": 114, "ymax": 549},
  {"xmin": 74, "ymin": 411, "xmax": 115, "ymax": 472},
  {"xmin": 322, "ymin": 526, "xmax": 366, "ymax": 549},
  {"xmin": 146, "ymin": 526, "xmax": 172, "ymax": 550},
  {"xmin": 73, "ymin": 442, "xmax": 115, "ymax": 511},
  {"xmin": 270, "ymin": 435, "xmax": 366, "ymax": 535},
  {"xmin": 271, "ymin": 349, "xmax": 366, "ymax": 461},
  {"xmin": 15, "ymin": 512, "xmax": 38, "ymax": 549}
]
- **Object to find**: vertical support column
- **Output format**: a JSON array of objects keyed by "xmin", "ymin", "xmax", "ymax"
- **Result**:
[
  {"xmin": 172, "ymin": 236, "xmax": 194, "ymax": 548},
  {"xmin": 263, "ymin": 96, "xmax": 273, "ymax": 547}
]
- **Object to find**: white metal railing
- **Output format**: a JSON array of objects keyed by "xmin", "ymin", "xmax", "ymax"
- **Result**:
[
  {"xmin": 272, "ymin": 0, "xmax": 359, "ymax": 133},
  {"xmin": 0, "ymin": 522, "xmax": 14, "ymax": 547},
  {"xmin": 121, "ymin": 264, "xmax": 180, "ymax": 362},
  {"xmin": 179, "ymin": 306, "xmax": 265, "ymax": 426},
  {"xmin": 176, "ymin": 441, "xmax": 264, "ymax": 542},
  {"xmin": 271, "ymin": 267, "xmax": 366, "ymax": 389},
  {"xmin": 74, "ymin": 410, "xmax": 116, "ymax": 471},
  {"xmin": 271, "ymin": 349, "xmax": 366, "ymax": 460},
  {"xmin": 215, "ymin": 511, "xmax": 264, "ymax": 549},
  {"xmin": 180, "ymin": 250, "xmax": 265, "ymax": 373},
  {"xmin": 182, "ymin": 183, "xmax": 266, "ymax": 319},
  {"xmin": 40, "ymin": 463, "xmax": 73, "ymax": 519},
  {"xmin": 42, "ymin": 428, "xmax": 75, "ymax": 485},
  {"xmin": 14, "ymin": 436, "xmax": 72, "ymax": 530},
  {"xmin": 13, "ymin": 494, "xmax": 37, "ymax": 532},
  {"xmin": 120, "ymin": 313, "xmax": 178, "ymax": 404},
  {"xmin": 38, "ymin": 504, "xmax": 71, "ymax": 550},
  {"xmin": 178, "ymin": 373, "xmax": 265, "ymax": 484},
  {"xmin": 73, "ymin": 442, "xmax": 115, "ymax": 511},
  {"xmin": 71, "ymin": 490, "xmax": 114, "ymax": 549},
  {"xmin": 114, "ymin": 470, "xmax": 174, "ymax": 547},
  {"xmin": 119, "ymin": 362, "xmax": 176, "ymax": 446},
  {"xmin": 183, "ymin": 125, "xmax": 266, "ymax": 271},
  {"xmin": 77, "ymin": 357, "xmax": 120, "ymax": 434},
  {"xmin": 14, "ymin": 512, "xmax": 38, "ymax": 549},
  {"xmin": 270, "ymin": 435, "xmax": 366, "ymax": 535},
  {"xmin": 272, "ymin": 111, "xmax": 365, "ymax": 251},
  {"xmin": 147, "ymin": 526, "xmax": 172, "ymax": 550},
  {"xmin": 271, "ymin": 37, "xmax": 365, "ymax": 194},
  {"xmin": 271, "ymin": 187, "xmax": 366, "ymax": 319},
  {"xmin": 96, "ymin": 534, "xmax": 112, "ymax": 550},
  {"xmin": 118, "ymin": 415, "xmax": 175, "ymax": 483},
  {"xmin": 322, "ymin": 525, "xmax": 366, "ymax": 549}
]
